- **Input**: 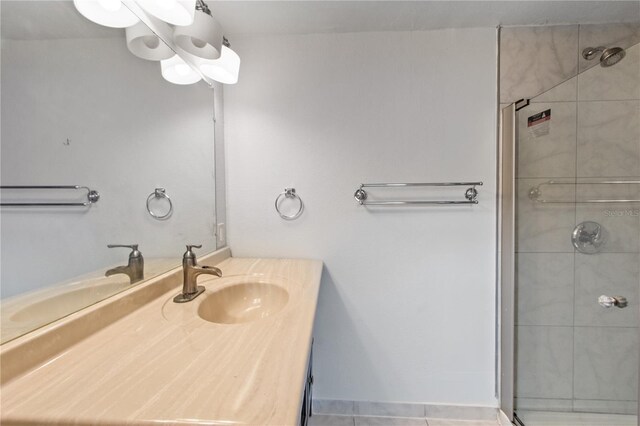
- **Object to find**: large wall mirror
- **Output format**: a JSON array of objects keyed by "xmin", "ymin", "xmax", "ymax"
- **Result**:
[{"xmin": 0, "ymin": 0, "xmax": 219, "ymax": 343}]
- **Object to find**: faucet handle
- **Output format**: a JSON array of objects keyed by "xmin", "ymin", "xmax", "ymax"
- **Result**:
[
  {"xmin": 185, "ymin": 244, "xmax": 202, "ymax": 251},
  {"xmin": 108, "ymin": 244, "xmax": 141, "ymax": 258},
  {"xmin": 108, "ymin": 244, "xmax": 138, "ymax": 250}
]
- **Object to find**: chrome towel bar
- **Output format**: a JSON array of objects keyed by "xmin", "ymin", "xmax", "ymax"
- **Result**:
[
  {"xmin": 354, "ymin": 181, "xmax": 483, "ymax": 206},
  {"xmin": 529, "ymin": 180, "xmax": 640, "ymax": 204},
  {"xmin": 0, "ymin": 185, "xmax": 100, "ymax": 207}
]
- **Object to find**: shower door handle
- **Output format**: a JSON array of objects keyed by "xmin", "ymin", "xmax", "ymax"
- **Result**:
[{"xmin": 598, "ymin": 295, "xmax": 628, "ymax": 308}]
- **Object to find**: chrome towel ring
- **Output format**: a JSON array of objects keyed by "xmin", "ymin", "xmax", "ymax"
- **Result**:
[
  {"xmin": 146, "ymin": 188, "xmax": 173, "ymax": 220},
  {"xmin": 275, "ymin": 188, "xmax": 304, "ymax": 220}
]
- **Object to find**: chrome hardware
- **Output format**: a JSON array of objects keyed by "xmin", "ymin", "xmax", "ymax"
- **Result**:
[
  {"xmin": 353, "ymin": 181, "xmax": 483, "ymax": 206},
  {"xmin": 87, "ymin": 191, "xmax": 100, "ymax": 203},
  {"xmin": 173, "ymin": 244, "xmax": 222, "ymax": 303},
  {"xmin": 599, "ymin": 47, "xmax": 626, "ymax": 67},
  {"xmin": 105, "ymin": 244, "xmax": 144, "ymax": 284},
  {"xmin": 528, "ymin": 187, "xmax": 541, "ymax": 200},
  {"xmin": 0, "ymin": 185, "xmax": 100, "ymax": 207},
  {"xmin": 146, "ymin": 187, "xmax": 173, "ymax": 220},
  {"xmin": 275, "ymin": 188, "xmax": 304, "ymax": 220},
  {"xmin": 598, "ymin": 295, "xmax": 628, "ymax": 309},
  {"xmin": 465, "ymin": 187, "xmax": 479, "ymax": 202},
  {"xmin": 582, "ymin": 46, "xmax": 606, "ymax": 60},
  {"xmin": 572, "ymin": 221, "xmax": 606, "ymax": 254},
  {"xmin": 195, "ymin": 0, "xmax": 211, "ymax": 15},
  {"xmin": 354, "ymin": 188, "xmax": 367, "ymax": 203},
  {"xmin": 529, "ymin": 180, "xmax": 640, "ymax": 204},
  {"xmin": 582, "ymin": 46, "xmax": 626, "ymax": 67}
]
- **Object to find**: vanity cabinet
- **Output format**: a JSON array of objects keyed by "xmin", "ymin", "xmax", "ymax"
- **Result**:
[{"xmin": 300, "ymin": 340, "xmax": 314, "ymax": 426}]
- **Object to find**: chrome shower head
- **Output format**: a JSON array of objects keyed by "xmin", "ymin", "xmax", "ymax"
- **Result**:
[
  {"xmin": 582, "ymin": 46, "xmax": 626, "ymax": 67},
  {"xmin": 600, "ymin": 47, "xmax": 626, "ymax": 67}
]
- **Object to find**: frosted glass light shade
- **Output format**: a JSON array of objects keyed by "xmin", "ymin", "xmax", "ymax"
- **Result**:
[
  {"xmin": 173, "ymin": 10, "xmax": 223, "ymax": 60},
  {"xmin": 199, "ymin": 45, "xmax": 240, "ymax": 84},
  {"xmin": 137, "ymin": 0, "xmax": 196, "ymax": 26},
  {"xmin": 161, "ymin": 55, "xmax": 202, "ymax": 85},
  {"xmin": 126, "ymin": 22, "xmax": 174, "ymax": 61},
  {"xmin": 73, "ymin": 0, "xmax": 139, "ymax": 28}
]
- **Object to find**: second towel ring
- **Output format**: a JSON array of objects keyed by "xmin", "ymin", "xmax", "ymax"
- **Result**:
[
  {"xmin": 147, "ymin": 188, "xmax": 173, "ymax": 220},
  {"xmin": 275, "ymin": 188, "xmax": 304, "ymax": 220}
]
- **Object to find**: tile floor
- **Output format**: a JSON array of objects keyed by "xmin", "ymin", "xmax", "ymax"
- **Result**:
[
  {"xmin": 517, "ymin": 410, "xmax": 637, "ymax": 426},
  {"xmin": 308, "ymin": 414, "xmax": 499, "ymax": 426}
]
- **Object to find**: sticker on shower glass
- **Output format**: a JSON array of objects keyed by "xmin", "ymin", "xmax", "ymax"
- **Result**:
[
  {"xmin": 528, "ymin": 109, "xmax": 551, "ymax": 127},
  {"xmin": 527, "ymin": 109, "xmax": 551, "ymax": 137}
]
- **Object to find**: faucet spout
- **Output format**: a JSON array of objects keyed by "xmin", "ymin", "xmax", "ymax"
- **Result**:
[
  {"xmin": 104, "ymin": 263, "xmax": 144, "ymax": 283},
  {"xmin": 106, "ymin": 244, "xmax": 144, "ymax": 284},
  {"xmin": 105, "ymin": 265, "xmax": 128, "ymax": 277},
  {"xmin": 174, "ymin": 245, "xmax": 222, "ymax": 303},
  {"xmin": 191, "ymin": 265, "xmax": 223, "ymax": 278}
]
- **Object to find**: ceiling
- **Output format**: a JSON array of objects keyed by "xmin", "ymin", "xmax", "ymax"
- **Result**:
[
  {"xmin": 208, "ymin": 1, "xmax": 640, "ymax": 36},
  {"xmin": 2, "ymin": 0, "xmax": 639, "ymax": 41},
  {"xmin": 1, "ymin": 1, "xmax": 121, "ymax": 40}
]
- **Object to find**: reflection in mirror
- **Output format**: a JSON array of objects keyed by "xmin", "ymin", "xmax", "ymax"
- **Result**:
[
  {"xmin": 0, "ymin": 0, "xmax": 218, "ymax": 344},
  {"xmin": 121, "ymin": 0, "xmax": 241, "ymax": 87}
]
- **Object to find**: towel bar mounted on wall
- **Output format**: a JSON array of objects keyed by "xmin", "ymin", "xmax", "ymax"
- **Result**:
[
  {"xmin": 0, "ymin": 185, "xmax": 100, "ymax": 207},
  {"xmin": 353, "ymin": 182, "xmax": 483, "ymax": 206},
  {"xmin": 529, "ymin": 180, "xmax": 640, "ymax": 204}
]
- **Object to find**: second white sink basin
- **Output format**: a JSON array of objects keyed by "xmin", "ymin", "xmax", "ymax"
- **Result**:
[
  {"xmin": 197, "ymin": 282, "xmax": 289, "ymax": 324},
  {"xmin": 9, "ymin": 282, "xmax": 129, "ymax": 324}
]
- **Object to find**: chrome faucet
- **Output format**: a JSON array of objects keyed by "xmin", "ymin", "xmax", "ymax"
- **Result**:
[
  {"xmin": 105, "ymin": 244, "xmax": 144, "ymax": 284},
  {"xmin": 173, "ymin": 244, "xmax": 222, "ymax": 303}
]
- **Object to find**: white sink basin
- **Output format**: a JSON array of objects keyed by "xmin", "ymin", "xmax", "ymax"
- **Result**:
[
  {"xmin": 197, "ymin": 282, "xmax": 289, "ymax": 324},
  {"xmin": 9, "ymin": 282, "xmax": 129, "ymax": 323}
]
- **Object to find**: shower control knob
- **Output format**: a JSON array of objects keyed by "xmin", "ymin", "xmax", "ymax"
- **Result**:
[{"xmin": 598, "ymin": 295, "xmax": 628, "ymax": 309}]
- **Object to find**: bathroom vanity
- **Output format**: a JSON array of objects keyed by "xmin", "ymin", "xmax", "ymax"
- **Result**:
[{"xmin": 0, "ymin": 248, "xmax": 322, "ymax": 426}]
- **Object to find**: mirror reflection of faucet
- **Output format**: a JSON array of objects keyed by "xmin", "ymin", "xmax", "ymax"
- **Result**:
[
  {"xmin": 173, "ymin": 244, "xmax": 222, "ymax": 303},
  {"xmin": 105, "ymin": 244, "xmax": 144, "ymax": 284}
]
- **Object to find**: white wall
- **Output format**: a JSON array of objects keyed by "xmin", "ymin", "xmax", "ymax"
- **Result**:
[
  {"xmin": 224, "ymin": 28, "xmax": 498, "ymax": 405},
  {"xmin": 1, "ymin": 38, "xmax": 217, "ymax": 298}
]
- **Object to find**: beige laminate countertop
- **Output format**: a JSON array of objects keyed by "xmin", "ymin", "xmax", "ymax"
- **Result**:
[{"xmin": 0, "ymin": 255, "xmax": 323, "ymax": 426}]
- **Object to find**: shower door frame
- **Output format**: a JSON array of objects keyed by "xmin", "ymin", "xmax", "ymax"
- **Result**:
[
  {"xmin": 499, "ymin": 103, "xmax": 516, "ymax": 423},
  {"xmin": 498, "ymin": 102, "xmax": 640, "ymax": 425}
]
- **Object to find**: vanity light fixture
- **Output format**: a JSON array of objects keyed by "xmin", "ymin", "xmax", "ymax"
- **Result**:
[
  {"xmin": 173, "ymin": 1, "xmax": 223, "ymax": 60},
  {"xmin": 126, "ymin": 22, "xmax": 175, "ymax": 61},
  {"xmin": 73, "ymin": 0, "xmax": 240, "ymax": 85},
  {"xmin": 199, "ymin": 38, "xmax": 241, "ymax": 85},
  {"xmin": 161, "ymin": 55, "xmax": 202, "ymax": 85},
  {"xmin": 135, "ymin": 0, "xmax": 196, "ymax": 26},
  {"xmin": 73, "ymin": 0, "xmax": 140, "ymax": 28}
]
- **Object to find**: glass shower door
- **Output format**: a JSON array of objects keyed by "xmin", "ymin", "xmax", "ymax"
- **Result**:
[{"xmin": 513, "ymin": 40, "xmax": 640, "ymax": 426}]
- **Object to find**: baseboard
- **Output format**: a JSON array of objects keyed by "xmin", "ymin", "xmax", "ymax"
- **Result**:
[{"xmin": 312, "ymin": 399, "xmax": 498, "ymax": 421}]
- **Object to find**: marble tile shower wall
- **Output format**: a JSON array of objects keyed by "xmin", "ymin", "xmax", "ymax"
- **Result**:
[
  {"xmin": 501, "ymin": 24, "xmax": 640, "ymax": 104},
  {"xmin": 504, "ymin": 24, "xmax": 640, "ymax": 415}
]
